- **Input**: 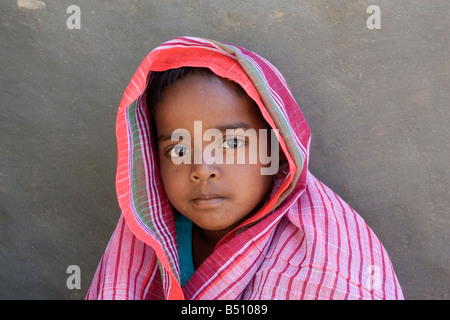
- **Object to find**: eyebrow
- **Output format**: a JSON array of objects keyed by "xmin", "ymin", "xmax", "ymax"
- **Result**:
[
  {"xmin": 158, "ymin": 132, "xmax": 176, "ymax": 142},
  {"xmin": 157, "ymin": 122, "xmax": 253, "ymax": 142},
  {"xmin": 215, "ymin": 122, "xmax": 253, "ymax": 132}
]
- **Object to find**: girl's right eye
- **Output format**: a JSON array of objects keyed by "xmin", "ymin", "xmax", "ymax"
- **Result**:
[{"xmin": 169, "ymin": 145, "xmax": 190, "ymax": 158}]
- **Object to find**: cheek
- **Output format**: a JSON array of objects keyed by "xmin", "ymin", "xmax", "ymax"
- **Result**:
[
  {"xmin": 227, "ymin": 164, "xmax": 273, "ymax": 195},
  {"xmin": 159, "ymin": 164, "xmax": 186, "ymax": 202}
]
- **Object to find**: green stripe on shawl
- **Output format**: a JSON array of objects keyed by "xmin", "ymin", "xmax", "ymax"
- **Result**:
[
  {"xmin": 128, "ymin": 101, "xmax": 154, "ymax": 228},
  {"xmin": 127, "ymin": 101, "xmax": 179, "ymax": 281}
]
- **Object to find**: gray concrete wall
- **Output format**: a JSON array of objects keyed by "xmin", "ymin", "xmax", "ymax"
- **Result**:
[{"xmin": 1, "ymin": 0, "xmax": 449, "ymax": 299}]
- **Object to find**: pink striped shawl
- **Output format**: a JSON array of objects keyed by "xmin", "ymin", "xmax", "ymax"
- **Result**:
[{"xmin": 86, "ymin": 37, "xmax": 403, "ymax": 300}]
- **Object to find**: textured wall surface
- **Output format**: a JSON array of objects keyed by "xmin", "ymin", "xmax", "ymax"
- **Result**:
[{"xmin": 1, "ymin": 0, "xmax": 449, "ymax": 299}]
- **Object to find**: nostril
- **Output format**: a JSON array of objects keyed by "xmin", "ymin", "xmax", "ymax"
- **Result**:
[
  {"xmin": 190, "ymin": 164, "xmax": 219, "ymax": 182},
  {"xmin": 191, "ymin": 172, "xmax": 217, "ymax": 182}
]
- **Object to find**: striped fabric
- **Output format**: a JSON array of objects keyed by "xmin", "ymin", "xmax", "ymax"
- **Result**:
[{"xmin": 86, "ymin": 37, "xmax": 403, "ymax": 300}]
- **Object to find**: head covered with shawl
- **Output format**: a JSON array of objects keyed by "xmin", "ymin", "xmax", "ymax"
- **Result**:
[{"xmin": 87, "ymin": 37, "xmax": 403, "ymax": 300}]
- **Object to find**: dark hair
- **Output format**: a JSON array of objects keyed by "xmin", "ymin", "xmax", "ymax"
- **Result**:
[{"xmin": 146, "ymin": 67, "xmax": 247, "ymax": 119}]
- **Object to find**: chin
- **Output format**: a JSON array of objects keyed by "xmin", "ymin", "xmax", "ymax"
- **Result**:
[
  {"xmin": 196, "ymin": 219, "xmax": 235, "ymax": 232},
  {"xmin": 199, "ymin": 223, "xmax": 229, "ymax": 231}
]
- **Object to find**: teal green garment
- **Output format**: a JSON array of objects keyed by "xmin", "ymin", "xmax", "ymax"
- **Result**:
[{"xmin": 174, "ymin": 214, "xmax": 195, "ymax": 286}]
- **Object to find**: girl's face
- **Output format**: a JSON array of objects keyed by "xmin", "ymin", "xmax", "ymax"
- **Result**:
[{"xmin": 154, "ymin": 74, "xmax": 274, "ymax": 235}]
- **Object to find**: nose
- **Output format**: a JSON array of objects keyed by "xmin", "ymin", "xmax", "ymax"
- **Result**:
[{"xmin": 190, "ymin": 163, "xmax": 219, "ymax": 182}]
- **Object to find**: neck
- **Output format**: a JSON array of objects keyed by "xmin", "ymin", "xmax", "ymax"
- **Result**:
[
  {"xmin": 191, "ymin": 224, "xmax": 236, "ymax": 269},
  {"xmin": 197, "ymin": 225, "xmax": 231, "ymax": 247}
]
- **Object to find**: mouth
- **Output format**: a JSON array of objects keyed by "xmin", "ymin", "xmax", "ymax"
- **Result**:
[{"xmin": 191, "ymin": 193, "xmax": 226, "ymax": 209}]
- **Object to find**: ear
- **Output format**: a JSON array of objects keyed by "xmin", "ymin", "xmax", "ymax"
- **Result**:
[{"xmin": 275, "ymin": 149, "xmax": 290, "ymax": 179}]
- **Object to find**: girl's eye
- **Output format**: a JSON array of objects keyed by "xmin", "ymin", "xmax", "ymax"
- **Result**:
[
  {"xmin": 223, "ymin": 137, "xmax": 245, "ymax": 149},
  {"xmin": 169, "ymin": 145, "xmax": 190, "ymax": 158}
]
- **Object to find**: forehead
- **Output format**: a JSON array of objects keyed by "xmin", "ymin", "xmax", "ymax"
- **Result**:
[{"xmin": 154, "ymin": 73, "xmax": 268, "ymax": 133}]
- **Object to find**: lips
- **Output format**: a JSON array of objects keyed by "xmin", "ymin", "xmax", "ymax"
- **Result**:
[{"xmin": 191, "ymin": 192, "xmax": 225, "ymax": 209}]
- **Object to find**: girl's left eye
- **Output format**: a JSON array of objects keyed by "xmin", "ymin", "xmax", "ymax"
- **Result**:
[{"xmin": 222, "ymin": 137, "xmax": 245, "ymax": 149}]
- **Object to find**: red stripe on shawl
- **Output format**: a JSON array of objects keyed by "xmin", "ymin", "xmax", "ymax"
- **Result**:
[
  {"xmin": 93, "ymin": 247, "xmax": 105, "ymax": 298},
  {"xmin": 285, "ymin": 227, "xmax": 306, "ymax": 300},
  {"xmin": 390, "ymin": 251, "xmax": 401, "ymax": 299},
  {"xmin": 332, "ymin": 192, "xmax": 353, "ymax": 299},
  {"xmin": 314, "ymin": 180, "xmax": 341, "ymax": 299},
  {"xmin": 140, "ymin": 253, "xmax": 156, "ymax": 299},
  {"xmin": 299, "ymin": 187, "xmax": 317, "ymax": 299},
  {"xmin": 133, "ymin": 240, "xmax": 144, "ymax": 299},
  {"xmin": 126, "ymin": 228, "xmax": 136, "ymax": 297},
  {"xmin": 286, "ymin": 198, "xmax": 308, "ymax": 299},
  {"xmin": 269, "ymin": 230, "xmax": 298, "ymax": 300},
  {"xmin": 379, "ymin": 239, "xmax": 388, "ymax": 299},
  {"xmin": 312, "ymin": 178, "xmax": 331, "ymax": 299},
  {"xmin": 365, "ymin": 216, "xmax": 376, "ymax": 299},
  {"xmin": 112, "ymin": 219, "xmax": 125, "ymax": 299},
  {"xmin": 351, "ymin": 206, "xmax": 365, "ymax": 299}
]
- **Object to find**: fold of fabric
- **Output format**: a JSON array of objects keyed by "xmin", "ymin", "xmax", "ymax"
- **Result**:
[{"xmin": 86, "ymin": 37, "xmax": 403, "ymax": 300}]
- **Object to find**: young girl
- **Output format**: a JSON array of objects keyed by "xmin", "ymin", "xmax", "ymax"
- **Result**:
[{"xmin": 87, "ymin": 37, "xmax": 403, "ymax": 300}]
